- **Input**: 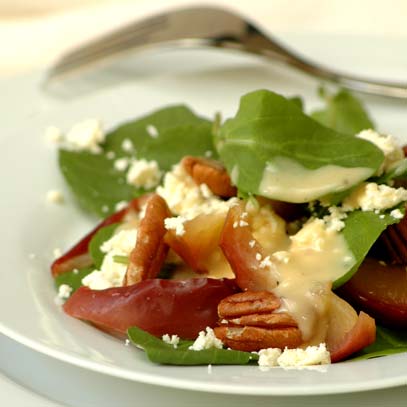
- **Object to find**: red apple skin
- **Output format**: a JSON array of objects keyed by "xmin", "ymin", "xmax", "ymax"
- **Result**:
[
  {"xmin": 338, "ymin": 258, "xmax": 407, "ymax": 328},
  {"xmin": 51, "ymin": 196, "xmax": 150, "ymax": 276},
  {"xmin": 64, "ymin": 278, "xmax": 238, "ymax": 339},
  {"xmin": 329, "ymin": 311, "xmax": 376, "ymax": 363}
]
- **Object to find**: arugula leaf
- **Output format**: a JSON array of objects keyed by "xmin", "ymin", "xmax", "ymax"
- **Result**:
[
  {"xmin": 60, "ymin": 106, "xmax": 215, "ymax": 217},
  {"xmin": 127, "ymin": 327, "xmax": 258, "ymax": 365},
  {"xmin": 351, "ymin": 326, "xmax": 407, "ymax": 360},
  {"xmin": 374, "ymin": 158, "xmax": 407, "ymax": 184},
  {"xmin": 334, "ymin": 209, "xmax": 402, "ymax": 288},
  {"xmin": 216, "ymin": 90, "xmax": 384, "ymax": 202},
  {"xmin": 54, "ymin": 267, "xmax": 93, "ymax": 294},
  {"xmin": 311, "ymin": 88, "xmax": 375, "ymax": 135},
  {"xmin": 88, "ymin": 223, "xmax": 120, "ymax": 268}
]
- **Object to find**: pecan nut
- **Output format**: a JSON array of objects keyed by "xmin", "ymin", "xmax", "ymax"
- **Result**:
[
  {"xmin": 181, "ymin": 156, "xmax": 237, "ymax": 198},
  {"xmin": 214, "ymin": 291, "xmax": 303, "ymax": 352},
  {"xmin": 124, "ymin": 194, "xmax": 171, "ymax": 285}
]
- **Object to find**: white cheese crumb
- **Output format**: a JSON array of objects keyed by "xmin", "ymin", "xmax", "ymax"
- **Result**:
[
  {"xmin": 82, "ymin": 228, "xmax": 138, "ymax": 290},
  {"xmin": 57, "ymin": 284, "xmax": 72, "ymax": 300},
  {"xmin": 258, "ymin": 348, "xmax": 282, "ymax": 367},
  {"xmin": 259, "ymin": 255, "xmax": 272, "ymax": 269},
  {"xmin": 199, "ymin": 183, "xmax": 213, "ymax": 199},
  {"xmin": 272, "ymin": 251, "xmax": 290, "ymax": 264},
  {"xmin": 322, "ymin": 206, "xmax": 347, "ymax": 232},
  {"xmin": 125, "ymin": 339, "xmax": 130, "ymax": 346},
  {"xmin": 233, "ymin": 221, "xmax": 239, "ymax": 229},
  {"xmin": 239, "ymin": 220, "xmax": 249, "ymax": 227},
  {"xmin": 356, "ymin": 129, "xmax": 404, "ymax": 175},
  {"xmin": 390, "ymin": 208, "xmax": 404, "ymax": 219},
  {"xmin": 65, "ymin": 119, "xmax": 105, "ymax": 154},
  {"xmin": 106, "ymin": 151, "xmax": 115, "ymax": 160},
  {"xmin": 146, "ymin": 124, "xmax": 159, "ymax": 138},
  {"xmin": 157, "ymin": 164, "xmax": 238, "ymax": 220},
  {"xmin": 45, "ymin": 126, "xmax": 64, "ymax": 144},
  {"xmin": 249, "ymin": 239, "xmax": 256, "ymax": 248},
  {"xmin": 162, "ymin": 334, "xmax": 180, "ymax": 348},
  {"xmin": 255, "ymin": 253, "xmax": 262, "ymax": 261},
  {"xmin": 53, "ymin": 248, "xmax": 62, "ymax": 259},
  {"xmin": 114, "ymin": 157, "xmax": 130, "ymax": 171},
  {"xmin": 126, "ymin": 159, "xmax": 161, "ymax": 189},
  {"xmin": 343, "ymin": 183, "xmax": 407, "ymax": 212},
  {"xmin": 46, "ymin": 189, "xmax": 64, "ymax": 204},
  {"xmin": 72, "ymin": 268, "xmax": 79, "ymax": 274},
  {"xmin": 189, "ymin": 327, "xmax": 223, "ymax": 351},
  {"xmin": 121, "ymin": 138, "xmax": 134, "ymax": 152},
  {"xmin": 115, "ymin": 200, "xmax": 128, "ymax": 212},
  {"xmin": 164, "ymin": 216, "xmax": 186, "ymax": 236},
  {"xmin": 277, "ymin": 343, "xmax": 331, "ymax": 368}
]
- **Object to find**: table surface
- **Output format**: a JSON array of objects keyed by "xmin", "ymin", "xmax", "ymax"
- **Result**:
[{"xmin": 1, "ymin": 1, "xmax": 407, "ymax": 405}]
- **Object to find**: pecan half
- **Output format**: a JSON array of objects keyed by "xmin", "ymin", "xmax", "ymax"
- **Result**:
[
  {"xmin": 124, "ymin": 194, "xmax": 171, "ymax": 285},
  {"xmin": 214, "ymin": 291, "xmax": 302, "ymax": 351},
  {"xmin": 181, "ymin": 156, "xmax": 237, "ymax": 198}
]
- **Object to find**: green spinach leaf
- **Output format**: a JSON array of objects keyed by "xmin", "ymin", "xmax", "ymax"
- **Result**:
[
  {"xmin": 311, "ymin": 88, "xmax": 375, "ymax": 135},
  {"xmin": 127, "ymin": 327, "xmax": 258, "ymax": 365},
  {"xmin": 351, "ymin": 326, "xmax": 407, "ymax": 360},
  {"xmin": 54, "ymin": 266, "xmax": 93, "ymax": 295},
  {"xmin": 60, "ymin": 106, "xmax": 215, "ymax": 217},
  {"xmin": 88, "ymin": 223, "xmax": 120, "ymax": 268},
  {"xmin": 334, "ymin": 209, "xmax": 402, "ymax": 288},
  {"xmin": 216, "ymin": 90, "xmax": 384, "ymax": 202}
]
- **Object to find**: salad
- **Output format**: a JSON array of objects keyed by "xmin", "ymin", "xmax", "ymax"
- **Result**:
[{"xmin": 50, "ymin": 89, "xmax": 407, "ymax": 368}]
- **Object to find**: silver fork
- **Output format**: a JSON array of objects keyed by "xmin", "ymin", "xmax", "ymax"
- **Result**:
[{"xmin": 45, "ymin": 6, "xmax": 407, "ymax": 99}]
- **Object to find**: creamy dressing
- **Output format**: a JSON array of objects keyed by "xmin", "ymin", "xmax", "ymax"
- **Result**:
[
  {"xmin": 259, "ymin": 157, "xmax": 373, "ymax": 203},
  {"xmin": 252, "ymin": 209, "xmax": 355, "ymax": 342}
]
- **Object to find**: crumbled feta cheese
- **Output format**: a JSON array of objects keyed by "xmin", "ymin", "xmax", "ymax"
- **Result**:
[
  {"xmin": 106, "ymin": 151, "xmax": 115, "ymax": 160},
  {"xmin": 356, "ymin": 129, "xmax": 404, "ymax": 174},
  {"xmin": 249, "ymin": 240, "xmax": 256, "ymax": 248},
  {"xmin": 276, "ymin": 343, "xmax": 331, "ymax": 367},
  {"xmin": 53, "ymin": 248, "xmax": 62, "ymax": 259},
  {"xmin": 114, "ymin": 157, "xmax": 130, "ymax": 171},
  {"xmin": 343, "ymin": 183, "xmax": 407, "ymax": 212},
  {"xmin": 162, "ymin": 334, "xmax": 180, "ymax": 348},
  {"xmin": 157, "ymin": 164, "xmax": 237, "ymax": 220},
  {"xmin": 121, "ymin": 138, "xmax": 134, "ymax": 152},
  {"xmin": 82, "ymin": 228, "xmax": 138, "ymax": 290},
  {"xmin": 259, "ymin": 255, "xmax": 272, "ymax": 269},
  {"xmin": 146, "ymin": 124, "xmax": 159, "ymax": 138},
  {"xmin": 233, "ymin": 221, "xmax": 239, "ymax": 228},
  {"xmin": 115, "ymin": 200, "xmax": 128, "ymax": 211},
  {"xmin": 258, "ymin": 348, "xmax": 282, "ymax": 367},
  {"xmin": 189, "ymin": 327, "xmax": 223, "ymax": 351},
  {"xmin": 390, "ymin": 208, "xmax": 404, "ymax": 219},
  {"xmin": 272, "ymin": 251, "xmax": 290, "ymax": 264},
  {"xmin": 255, "ymin": 253, "xmax": 262, "ymax": 261},
  {"xmin": 45, "ymin": 126, "xmax": 63, "ymax": 144},
  {"xmin": 164, "ymin": 216, "xmax": 186, "ymax": 236},
  {"xmin": 239, "ymin": 220, "xmax": 249, "ymax": 227},
  {"xmin": 126, "ymin": 159, "xmax": 161, "ymax": 189},
  {"xmin": 46, "ymin": 189, "xmax": 64, "ymax": 204},
  {"xmin": 199, "ymin": 183, "xmax": 213, "ymax": 199},
  {"xmin": 322, "ymin": 206, "xmax": 347, "ymax": 232},
  {"xmin": 65, "ymin": 119, "xmax": 105, "ymax": 153},
  {"xmin": 57, "ymin": 284, "xmax": 72, "ymax": 300}
]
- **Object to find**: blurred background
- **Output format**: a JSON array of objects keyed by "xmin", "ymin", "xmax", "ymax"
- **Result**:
[{"xmin": 1, "ymin": 0, "xmax": 406, "ymax": 77}]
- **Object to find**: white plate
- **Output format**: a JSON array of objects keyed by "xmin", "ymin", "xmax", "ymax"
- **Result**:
[{"xmin": 0, "ymin": 34, "xmax": 406, "ymax": 396}]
